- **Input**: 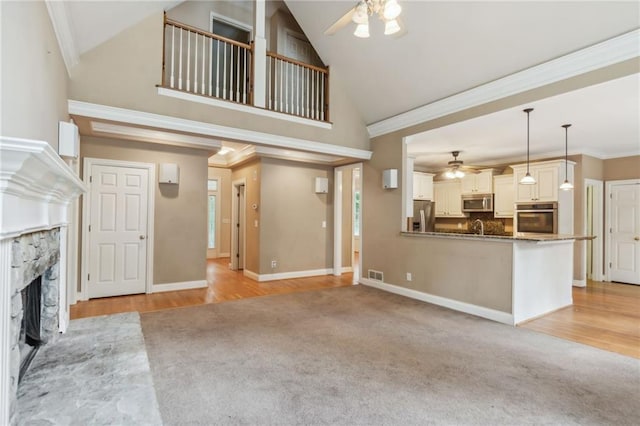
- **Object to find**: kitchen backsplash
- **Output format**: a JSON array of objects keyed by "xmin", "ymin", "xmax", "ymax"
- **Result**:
[{"xmin": 435, "ymin": 214, "xmax": 513, "ymax": 234}]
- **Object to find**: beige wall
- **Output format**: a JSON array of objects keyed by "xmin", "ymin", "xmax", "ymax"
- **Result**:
[
  {"xmin": 231, "ymin": 160, "xmax": 261, "ymax": 273},
  {"xmin": 208, "ymin": 166, "xmax": 232, "ymax": 257},
  {"xmin": 1, "ymin": 1, "xmax": 69, "ymax": 149},
  {"xmin": 168, "ymin": 1, "xmax": 254, "ymax": 34},
  {"xmin": 259, "ymin": 158, "xmax": 333, "ymax": 274},
  {"xmin": 80, "ymin": 136, "xmax": 209, "ymax": 285},
  {"xmin": 68, "ymin": 12, "xmax": 369, "ymax": 151},
  {"xmin": 603, "ymin": 156, "xmax": 640, "ymax": 181}
]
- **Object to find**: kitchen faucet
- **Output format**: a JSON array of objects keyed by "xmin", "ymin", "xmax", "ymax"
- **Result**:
[{"xmin": 473, "ymin": 219, "xmax": 484, "ymax": 236}]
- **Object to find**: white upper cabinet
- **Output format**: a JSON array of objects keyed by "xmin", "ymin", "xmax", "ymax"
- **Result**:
[
  {"xmin": 461, "ymin": 170, "xmax": 493, "ymax": 195},
  {"xmin": 434, "ymin": 181, "xmax": 466, "ymax": 218},
  {"xmin": 511, "ymin": 160, "xmax": 571, "ymax": 202},
  {"xmin": 413, "ymin": 172, "xmax": 434, "ymax": 200},
  {"xmin": 493, "ymin": 175, "xmax": 514, "ymax": 218}
]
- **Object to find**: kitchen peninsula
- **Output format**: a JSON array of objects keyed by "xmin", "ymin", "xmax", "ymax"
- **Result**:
[{"xmin": 394, "ymin": 231, "xmax": 592, "ymax": 325}]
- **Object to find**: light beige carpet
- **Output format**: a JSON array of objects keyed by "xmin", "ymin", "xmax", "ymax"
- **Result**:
[{"xmin": 141, "ymin": 285, "xmax": 640, "ymax": 425}]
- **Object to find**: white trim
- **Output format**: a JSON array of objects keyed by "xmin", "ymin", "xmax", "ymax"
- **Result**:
[
  {"xmin": 69, "ymin": 100, "xmax": 370, "ymax": 161},
  {"xmin": 605, "ymin": 179, "xmax": 640, "ymax": 282},
  {"xmin": 572, "ymin": 279, "xmax": 587, "ymax": 288},
  {"xmin": 341, "ymin": 266, "xmax": 353, "ymax": 273},
  {"xmin": 243, "ymin": 269, "xmax": 259, "ymax": 281},
  {"xmin": 81, "ymin": 158, "xmax": 156, "ymax": 300},
  {"xmin": 152, "ymin": 280, "xmax": 207, "ymax": 293},
  {"xmin": 584, "ymin": 179, "xmax": 604, "ymax": 282},
  {"xmin": 360, "ymin": 278, "xmax": 514, "ymax": 326},
  {"xmin": 333, "ymin": 169, "xmax": 343, "ymax": 276},
  {"xmin": 253, "ymin": 268, "xmax": 333, "ymax": 282},
  {"xmin": 209, "ymin": 10, "xmax": 253, "ymax": 36},
  {"xmin": 44, "ymin": 0, "xmax": 79, "ymax": 76},
  {"xmin": 158, "ymin": 87, "xmax": 332, "ymax": 129},
  {"xmin": 0, "ymin": 240, "xmax": 11, "ymax": 425},
  {"xmin": 58, "ymin": 225, "xmax": 69, "ymax": 333},
  {"xmin": 367, "ymin": 29, "xmax": 640, "ymax": 138},
  {"xmin": 218, "ymin": 252, "xmax": 230, "ymax": 258},
  {"xmin": 231, "ymin": 178, "xmax": 247, "ymax": 271}
]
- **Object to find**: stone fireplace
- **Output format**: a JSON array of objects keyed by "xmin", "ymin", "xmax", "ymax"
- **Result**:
[{"xmin": 0, "ymin": 137, "xmax": 86, "ymax": 424}]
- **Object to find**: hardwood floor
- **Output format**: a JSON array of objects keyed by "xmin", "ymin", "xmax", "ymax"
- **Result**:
[
  {"xmin": 70, "ymin": 258, "xmax": 353, "ymax": 319},
  {"xmin": 71, "ymin": 262, "xmax": 638, "ymax": 359},
  {"xmin": 522, "ymin": 280, "xmax": 640, "ymax": 359}
]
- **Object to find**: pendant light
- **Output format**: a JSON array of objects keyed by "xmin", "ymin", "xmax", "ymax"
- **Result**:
[
  {"xmin": 519, "ymin": 108, "xmax": 536, "ymax": 185},
  {"xmin": 559, "ymin": 124, "xmax": 574, "ymax": 191}
]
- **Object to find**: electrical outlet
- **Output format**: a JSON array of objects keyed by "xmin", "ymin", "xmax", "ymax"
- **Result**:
[
  {"xmin": 406, "ymin": 272, "xmax": 412, "ymax": 281},
  {"xmin": 322, "ymin": 221, "xmax": 327, "ymax": 228},
  {"xmin": 271, "ymin": 260, "xmax": 277, "ymax": 268},
  {"xmin": 457, "ymin": 223, "xmax": 462, "ymax": 229}
]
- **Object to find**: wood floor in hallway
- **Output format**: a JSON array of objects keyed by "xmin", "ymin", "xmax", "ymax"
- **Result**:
[
  {"xmin": 70, "ymin": 257, "xmax": 354, "ymax": 319},
  {"xmin": 522, "ymin": 280, "xmax": 640, "ymax": 359},
  {"xmin": 71, "ymin": 263, "xmax": 638, "ymax": 359}
]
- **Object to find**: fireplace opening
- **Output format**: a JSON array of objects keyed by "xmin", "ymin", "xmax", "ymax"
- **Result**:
[{"xmin": 19, "ymin": 275, "xmax": 43, "ymax": 383}]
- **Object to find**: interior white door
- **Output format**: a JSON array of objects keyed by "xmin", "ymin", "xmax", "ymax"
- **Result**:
[
  {"xmin": 88, "ymin": 164, "xmax": 149, "ymax": 298},
  {"xmin": 609, "ymin": 182, "xmax": 640, "ymax": 285}
]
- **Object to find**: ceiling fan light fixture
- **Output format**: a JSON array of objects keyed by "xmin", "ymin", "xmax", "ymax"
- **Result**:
[
  {"xmin": 354, "ymin": 23, "xmax": 370, "ymax": 38},
  {"xmin": 454, "ymin": 169, "xmax": 465, "ymax": 179},
  {"xmin": 384, "ymin": 19, "xmax": 400, "ymax": 35},
  {"xmin": 444, "ymin": 170, "xmax": 455, "ymax": 179},
  {"xmin": 352, "ymin": 2, "xmax": 369, "ymax": 25},
  {"xmin": 383, "ymin": 0, "xmax": 402, "ymax": 20}
]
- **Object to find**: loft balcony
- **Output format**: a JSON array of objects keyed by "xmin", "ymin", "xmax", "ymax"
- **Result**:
[{"xmin": 161, "ymin": 14, "xmax": 330, "ymax": 123}]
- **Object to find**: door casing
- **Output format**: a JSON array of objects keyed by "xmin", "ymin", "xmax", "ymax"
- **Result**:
[
  {"xmin": 605, "ymin": 179, "xmax": 640, "ymax": 284},
  {"xmin": 80, "ymin": 158, "xmax": 155, "ymax": 300}
]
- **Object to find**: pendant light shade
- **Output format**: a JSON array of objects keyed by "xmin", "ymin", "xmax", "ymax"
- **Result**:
[
  {"xmin": 560, "ymin": 124, "xmax": 574, "ymax": 191},
  {"xmin": 519, "ymin": 108, "xmax": 536, "ymax": 185}
]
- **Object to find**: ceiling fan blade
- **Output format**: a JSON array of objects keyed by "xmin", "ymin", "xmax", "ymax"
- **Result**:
[{"xmin": 324, "ymin": 7, "xmax": 355, "ymax": 36}]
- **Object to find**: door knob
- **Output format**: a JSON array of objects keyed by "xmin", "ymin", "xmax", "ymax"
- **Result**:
[
  {"xmin": 139, "ymin": 235, "xmax": 146, "ymax": 240},
  {"xmin": 635, "ymin": 237, "xmax": 640, "ymax": 241}
]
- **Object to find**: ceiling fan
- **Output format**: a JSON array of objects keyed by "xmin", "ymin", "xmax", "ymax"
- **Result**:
[
  {"xmin": 443, "ymin": 151, "xmax": 479, "ymax": 179},
  {"xmin": 324, "ymin": 0, "xmax": 404, "ymax": 38}
]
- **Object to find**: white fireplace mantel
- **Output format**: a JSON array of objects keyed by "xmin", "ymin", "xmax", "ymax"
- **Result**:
[
  {"xmin": 0, "ymin": 137, "xmax": 87, "ymax": 240},
  {"xmin": 1, "ymin": 136, "xmax": 87, "ymax": 424}
]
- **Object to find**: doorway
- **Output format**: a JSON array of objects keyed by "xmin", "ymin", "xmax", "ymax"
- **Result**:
[
  {"xmin": 81, "ymin": 159, "xmax": 155, "ymax": 299},
  {"xmin": 584, "ymin": 179, "xmax": 603, "ymax": 281},
  {"xmin": 231, "ymin": 179, "xmax": 246, "ymax": 271},
  {"xmin": 334, "ymin": 163, "xmax": 363, "ymax": 284},
  {"xmin": 207, "ymin": 178, "xmax": 221, "ymax": 259},
  {"xmin": 606, "ymin": 180, "xmax": 640, "ymax": 285}
]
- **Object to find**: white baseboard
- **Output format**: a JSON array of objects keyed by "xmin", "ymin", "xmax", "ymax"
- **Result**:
[
  {"xmin": 218, "ymin": 252, "xmax": 230, "ymax": 257},
  {"xmin": 247, "ymin": 268, "xmax": 333, "ymax": 282},
  {"xmin": 152, "ymin": 280, "xmax": 207, "ymax": 293},
  {"xmin": 360, "ymin": 278, "xmax": 514, "ymax": 325},
  {"xmin": 572, "ymin": 279, "xmax": 587, "ymax": 287},
  {"xmin": 341, "ymin": 266, "xmax": 353, "ymax": 273},
  {"xmin": 243, "ymin": 269, "xmax": 259, "ymax": 281}
]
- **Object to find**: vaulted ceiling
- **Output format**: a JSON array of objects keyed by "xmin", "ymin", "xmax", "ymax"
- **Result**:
[{"xmin": 53, "ymin": 1, "xmax": 639, "ymax": 165}]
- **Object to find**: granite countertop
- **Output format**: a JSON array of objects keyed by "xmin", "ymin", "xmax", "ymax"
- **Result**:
[{"xmin": 401, "ymin": 231, "xmax": 595, "ymax": 242}]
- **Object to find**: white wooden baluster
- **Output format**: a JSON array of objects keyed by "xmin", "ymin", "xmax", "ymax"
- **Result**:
[
  {"xmin": 186, "ymin": 31, "xmax": 191, "ymax": 92},
  {"xmin": 201, "ymin": 34, "xmax": 205, "ymax": 95},
  {"xmin": 215, "ymin": 40, "xmax": 220, "ymax": 98},
  {"xmin": 320, "ymin": 73, "xmax": 324, "ymax": 121},
  {"xmin": 295, "ymin": 64, "xmax": 299, "ymax": 115},
  {"xmin": 208, "ymin": 38, "xmax": 212, "ymax": 96},
  {"xmin": 312, "ymin": 70, "xmax": 316, "ymax": 120},
  {"xmin": 286, "ymin": 62, "xmax": 290, "ymax": 113},
  {"xmin": 170, "ymin": 26, "xmax": 175, "ymax": 88},
  {"xmin": 236, "ymin": 46, "xmax": 240, "ymax": 102},
  {"xmin": 279, "ymin": 59, "xmax": 283, "ymax": 112},
  {"xmin": 178, "ymin": 29, "xmax": 183, "ymax": 90},
  {"xmin": 222, "ymin": 42, "xmax": 227, "ymax": 100},
  {"xmin": 267, "ymin": 57, "xmax": 271, "ymax": 109},
  {"xmin": 229, "ymin": 45, "xmax": 235, "ymax": 101},
  {"xmin": 301, "ymin": 66, "xmax": 305, "ymax": 117},
  {"xmin": 243, "ymin": 48, "xmax": 248, "ymax": 104},
  {"xmin": 194, "ymin": 33, "xmax": 198, "ymax": 93}
]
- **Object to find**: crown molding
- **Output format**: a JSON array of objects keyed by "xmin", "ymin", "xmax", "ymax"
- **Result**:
[
  {"xmin": 367, "ymin": 29, "xmax": 640, "ymax": 139},
  {"xmin": 69, "ymin": 100, "xmax": 372, "ymax": 161},
  {"xmin": 45, "ymin": 0, "xmax": 79, "ymax": 76}
]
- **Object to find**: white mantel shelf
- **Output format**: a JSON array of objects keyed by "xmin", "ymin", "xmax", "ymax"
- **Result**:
[{"xmin": 0, "ymin": 137, "xmax": 87, "ymax": 240}]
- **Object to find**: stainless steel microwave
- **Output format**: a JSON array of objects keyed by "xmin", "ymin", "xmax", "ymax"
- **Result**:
[
  {"xmin": 515, "ymin": 202, "xmax": 558, "ymax": 234},
  {"xmin": 461, "ymin": 193, "xmax": 494, "ymax": 212}
]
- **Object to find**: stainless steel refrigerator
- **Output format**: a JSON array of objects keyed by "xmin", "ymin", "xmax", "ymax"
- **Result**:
[{"xmin": 413, "ymin": 200, "xmax": 435, "ymax": 232}]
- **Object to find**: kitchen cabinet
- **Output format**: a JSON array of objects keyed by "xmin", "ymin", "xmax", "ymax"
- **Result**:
[
  {"xmin": 461, "ymin": 170, "xmax": 494, "ymax": 195},
  {"xmin": 511, "ymin": 161, "xmax": 572, "ymax": 202},
  {"xmin": 493, "ymin": 175, "xmax": 514, "ymax": 218},
  {"xmin": 434, "ymin": 181, "xmax": 466, "ymax": 217},
  {"xmin": 413, "ymin": 172, "xmax": 434, "ymax": 200}
]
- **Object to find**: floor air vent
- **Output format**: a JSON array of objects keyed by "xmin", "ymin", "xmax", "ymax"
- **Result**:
[{"xmin": 367, "ymin": 269, "xmax": 384, "ymax": 282}]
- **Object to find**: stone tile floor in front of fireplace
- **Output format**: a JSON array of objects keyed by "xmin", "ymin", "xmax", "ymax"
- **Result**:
[{"xmin": 16, "ymin": 312, "xmax": 162, "ymax": 425}]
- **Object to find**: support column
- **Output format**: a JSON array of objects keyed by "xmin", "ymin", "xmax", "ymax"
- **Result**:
[{"xmin": 253, "ymin": 0, "xmax": 267, "ymax": 108}]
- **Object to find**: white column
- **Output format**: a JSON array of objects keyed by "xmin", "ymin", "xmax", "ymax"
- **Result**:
[
  {"xmin": 58, "ymin": 225, "xmax": 69, "ymax": 333},
  {"xmin": 253, "ymin": 0, "xmax": 267, "ymax": 108},
  {"xmin": 0, "ymin": 239, "xmax": 12, "ymax": 425}
]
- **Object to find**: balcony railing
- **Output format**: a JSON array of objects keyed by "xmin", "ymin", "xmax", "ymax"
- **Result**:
[
  {"xmin": 163, "ymin": 15, "xmax": 253, "ymax": 105},
  {"xmin": 162, "ymin": 15, "xmax": 330, "ymax": 123}
]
